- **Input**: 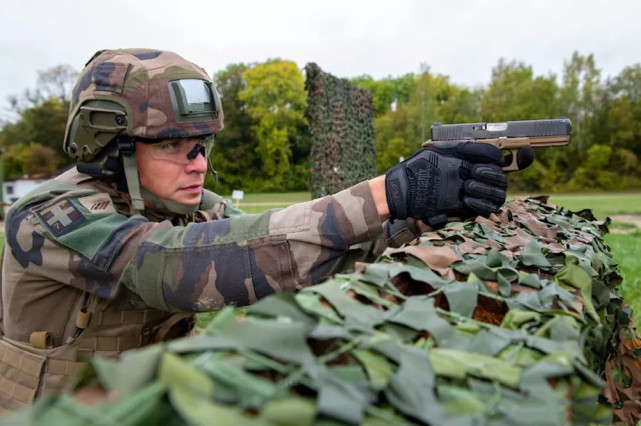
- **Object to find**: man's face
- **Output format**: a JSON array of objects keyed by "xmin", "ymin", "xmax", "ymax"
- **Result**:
[{"xmin": 135, "ymin": 139, "xmax": 208, "ymax": 206}]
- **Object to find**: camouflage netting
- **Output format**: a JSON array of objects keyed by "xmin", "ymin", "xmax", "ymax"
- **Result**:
[
  {"xmin": 8, "ymin": 198, "xmax": 641, "ymax": 425},
  {"xmin": 305, "ymin": 63, "xmax": 377, "ymax": 198}
]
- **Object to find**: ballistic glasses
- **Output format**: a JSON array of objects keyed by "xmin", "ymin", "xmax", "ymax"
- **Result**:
[{"xmin": 143, "ymin": 137, "xmax": 213, "ymax": 165}]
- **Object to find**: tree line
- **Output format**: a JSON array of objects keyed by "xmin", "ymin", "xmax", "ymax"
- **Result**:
[{"xmin": 1, "ymin": 51, "xmax": 639, "ymax": 194}]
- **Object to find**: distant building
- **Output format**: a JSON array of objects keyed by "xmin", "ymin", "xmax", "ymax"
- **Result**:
[
  {"xmin": 1, "ymin": 167, "xmax": 72, "ymax": 215},
  {"xmin": 2, "ymin": 176, "xmax": 46, "ymax": 206}
]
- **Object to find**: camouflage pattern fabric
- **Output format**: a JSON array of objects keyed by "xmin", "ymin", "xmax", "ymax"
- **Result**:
[
  {"xmin": 6, "ymin": 197, "xmax": 639, "ymax": 425},
  {"xmin": 1, "ymin": 167, "xmax": 382, "ymax": 346},
  {"xmin": 305, "ymin": 63, "xmax": 377, "ymax": 199}
]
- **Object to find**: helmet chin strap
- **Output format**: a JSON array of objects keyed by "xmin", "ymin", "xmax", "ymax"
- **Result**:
[{"xmin": 119, "ymin": 140, "xmax": 145, "ymax": 212}]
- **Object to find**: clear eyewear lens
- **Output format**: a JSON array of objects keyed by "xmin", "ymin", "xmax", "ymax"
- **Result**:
[{"xmin": 148, "ymin": 139, "xmax": 206, "ymax": 164}]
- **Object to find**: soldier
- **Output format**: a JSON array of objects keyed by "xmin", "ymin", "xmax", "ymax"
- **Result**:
[{"xmin": 0, "ymin": 48, "xmax": 510, "ymax": 411}]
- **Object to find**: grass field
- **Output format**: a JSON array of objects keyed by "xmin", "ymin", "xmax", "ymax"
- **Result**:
[
  {"xmin": 539, "ymin": 192, "xmax": 641, "ymax": 219},
  {"xmin": 605, "ymin": 232, "xmax": 641, "ymax": 316}
]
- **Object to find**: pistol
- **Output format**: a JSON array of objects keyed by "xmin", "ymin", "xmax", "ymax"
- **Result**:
[{"xmin": 423, "ymin": 118, "xmax": 572, "ymax": 171}]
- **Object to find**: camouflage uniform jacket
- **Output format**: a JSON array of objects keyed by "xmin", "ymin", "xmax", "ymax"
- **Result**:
[{"xmin": 0, "ymin": 167, "xmax": 383, "ymax": 410}]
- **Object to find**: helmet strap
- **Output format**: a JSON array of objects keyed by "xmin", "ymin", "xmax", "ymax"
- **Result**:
[
  {"xmin": 207, "ymin": 157, "xmax": 218, "ymax": 182},
  {"xmin": 118, "ymin": 138, "xmax": 145, "ymax": 213}
]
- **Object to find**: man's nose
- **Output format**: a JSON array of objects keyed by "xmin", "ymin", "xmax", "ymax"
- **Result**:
[{"xmin": 186, "ymin": 148, "xmax": 208, "ymax": 172}]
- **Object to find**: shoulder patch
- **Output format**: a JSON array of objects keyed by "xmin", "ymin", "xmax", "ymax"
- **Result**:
[
  {"xmin": 78, "ymin": 193, "xmax": 117, "ymax": 214},
  {"xmin": 34, "ymin": 198, "xmax": 86, "ymax": 237}
]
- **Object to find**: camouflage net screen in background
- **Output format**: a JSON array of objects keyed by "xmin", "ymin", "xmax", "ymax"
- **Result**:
[
  {"xmin": 305, "ymin": 63, "xmax": 377, "ymax": 199},
  {"xmin": 10, "ymin": 198, "xmax": 641, "ymax": 425}
]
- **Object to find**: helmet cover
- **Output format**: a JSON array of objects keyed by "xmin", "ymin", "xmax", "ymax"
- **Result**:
[{"xmin": 64, "ymin": 48, "xmax": 223, "ymax": 161}]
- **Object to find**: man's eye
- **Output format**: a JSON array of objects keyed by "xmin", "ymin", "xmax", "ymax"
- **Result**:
[{"xmin": 159, "ymin": 142, "xmax": 180, "ymax": 151}]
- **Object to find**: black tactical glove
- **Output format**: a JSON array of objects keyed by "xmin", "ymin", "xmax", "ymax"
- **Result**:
[{"xmin": 385, "ymin": 141, "xmax": 519, "ymax": 228}]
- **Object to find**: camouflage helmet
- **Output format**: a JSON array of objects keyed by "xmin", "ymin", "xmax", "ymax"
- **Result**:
[{"xmin": 64, "ymin": 48, "xmax": 223, "ymax": 162}]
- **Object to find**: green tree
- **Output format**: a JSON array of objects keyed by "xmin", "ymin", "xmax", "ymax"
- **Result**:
[
  {"xmin": 1, "ymin": 142, "xmax": 59, "ymax": 178},
  {"xmin": 2, "ymin": 143, "xmax": 30, "ymax": 178},
  {"xmin": 606, "ymin": 64, "xmax": 641, "ymax": 160},
  {"xmin": 352, "ymin": 73, "xmax": 418, "ymax": 173},
  {"xmin": 351, "ymin": 74, "xmax": 415, "ymax": 117},
  {"xmin": 374, "ymin": 104, "xmax": 415, "ymax": 172},
  {"xmin": 25, "ymin": 143, "xmax": 60, "ymax": 175},
  {"xmin": 4, "ymin": 98, "xmax": 69, "ymax": 151},
  {"xmin": 437, "ymin": 86, "xmax": 482, "ymax": 124},
  {"xmin": 239, "ymin": 59, "xmax": 308, "ymax": 191},
  {"xmin": 569, "ymin": 144, "xmax": 619, "ymax": 190},
  {"xmin": 371, "ymin": 69, "xmax": 482, "ymax": 173},
  {"xmin": 1, "ymin": 97, "xmax": 71, "ymax": 171},
  {"xmin": 410, "ymin": 69, "xmax": 453, "ymax": 142},
  {"xmin": 480, "ymin": 59, "xmax": 559, "ymax": 121},
  {"xmin": 210, "ymin": 63, "xmax": 255, "ymax": 194},
  {"xmin": 559, "ymin": 52, "xmax": 601, "ymax": 153},
  {"xmin": 1, "ymin": 64, "xmax": 78, "ymax": 176}
]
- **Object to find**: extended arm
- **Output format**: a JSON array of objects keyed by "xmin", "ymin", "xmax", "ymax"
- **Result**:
[{"xmin": 5, "ymin": 181, "xmax": 383, "ymax": 314}]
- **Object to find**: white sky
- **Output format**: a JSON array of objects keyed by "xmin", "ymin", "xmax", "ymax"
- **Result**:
[{"xmin": 1, "ymin": 0, "xmax": 640, "ymax": 122}]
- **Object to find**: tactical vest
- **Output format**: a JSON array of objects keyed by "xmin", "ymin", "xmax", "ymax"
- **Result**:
[
  {"xmin": 0, "ymin": 169, "xmax": 226, "ymax": 413},
  {"xmin": 0, "ymin": 294, "xmax": 194, "ymax": 413}
]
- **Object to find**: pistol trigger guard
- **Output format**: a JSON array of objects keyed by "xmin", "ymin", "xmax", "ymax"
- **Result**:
[{"xmin": 502, "ymin": 149, "xmax": 520, "ymax": 172}]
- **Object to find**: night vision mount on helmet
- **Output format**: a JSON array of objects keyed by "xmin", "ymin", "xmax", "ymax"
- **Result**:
[{"xmin": 63, "ymin": 48, "xmax": 224, "ymax": 214}]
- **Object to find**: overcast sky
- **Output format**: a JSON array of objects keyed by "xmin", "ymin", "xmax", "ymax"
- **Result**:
[{"xmin": 1, "ymin": 0, "xmax": 640, "ymax": 122}]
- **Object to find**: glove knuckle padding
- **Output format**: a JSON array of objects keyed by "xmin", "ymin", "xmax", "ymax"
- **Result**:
[
  {"xmin": 463, "ymin": 197, "xmax": 498, "ymax": 217},
  {"xmin": 471, "ymin": 164, "xmax": 508, "ymax": 188},
  {"xmin": 464, "ymin": 180, "xmax": 506, "ymax": 205},
  {"xmin": 516, "ymin": 146, "xmax": 535, "ymax": 170},
  {"xmin": 456, "ymin": 142, "xmax": 504, "ymax": 164},
  {"xmin": 427, "ymin": 141, "xmax": 459, "ymax": 157}
]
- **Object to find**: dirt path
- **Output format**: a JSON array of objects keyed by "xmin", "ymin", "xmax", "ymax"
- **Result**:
[
  {"xmin": 609, "ymin": 215, "xmax": 641, "ymax": 232},
  {"xmin": 610, "ymin": 215, "xmax": 641, "ymax": 226},
  {"xmin": 611, "ymin": 215, "xmax": 641, "ymax": 225}
]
